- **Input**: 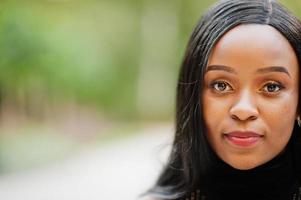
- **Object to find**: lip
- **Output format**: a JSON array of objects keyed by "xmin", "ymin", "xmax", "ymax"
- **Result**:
[{"xmin": 224, "ymin": 131, "xmax": 263, "ymax": 147}]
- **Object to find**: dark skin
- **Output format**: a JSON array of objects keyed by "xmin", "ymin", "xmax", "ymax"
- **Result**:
[{"xmin": 202, "ymin": 24, "xmax": 299, "ymax": 170}]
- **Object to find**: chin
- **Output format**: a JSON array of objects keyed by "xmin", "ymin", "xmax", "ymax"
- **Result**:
[
  {"xmin": 225, "ymin": 157, "xmax": 265, "ymax": 170},
  {"xmin": 230, "ymin": 163, "xmax": 258, "ymax": 170}
]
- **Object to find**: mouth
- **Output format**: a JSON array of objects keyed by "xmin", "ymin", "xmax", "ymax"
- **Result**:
[{"xmin": 223, "ymin": 131, "xmax": 263, "ymax": 148}]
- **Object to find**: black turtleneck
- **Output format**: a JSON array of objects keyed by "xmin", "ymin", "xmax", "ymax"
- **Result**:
[{"xmin": 199, "ymin": 139, "xmax": 300, "ymax": 200}]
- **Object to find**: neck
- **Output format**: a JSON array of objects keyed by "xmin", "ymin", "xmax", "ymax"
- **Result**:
[{"xmin": 201, "ymin": 143, "xmax": 299, "ymax": 200}]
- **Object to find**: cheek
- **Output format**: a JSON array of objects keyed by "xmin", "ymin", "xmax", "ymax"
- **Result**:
[
  {"xmin": 259, "ymin": 93, "xmax": 298, "ymax": 145},
  {"xmin": 202, "ymin": 92, "xmax": 231, "ymax": 132},
  {"xmin": 260, "ymin": 94, "xmax": 298, "ymax": 126}
]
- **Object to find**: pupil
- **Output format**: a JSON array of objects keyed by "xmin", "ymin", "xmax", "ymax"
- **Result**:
[
  {"xmin": 218, "ymin": 83, "xmax": 226, "ymax": 90},
  {"xmin": 268, "ymin": 85, "xmax": 276, "ymax": 92}
]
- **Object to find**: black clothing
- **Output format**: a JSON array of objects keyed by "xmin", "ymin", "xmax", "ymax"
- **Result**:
[{"xmin": 185, "ymin": 134, "xmax": 301, "ymax": 200}]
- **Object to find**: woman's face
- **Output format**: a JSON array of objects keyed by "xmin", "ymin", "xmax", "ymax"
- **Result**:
[{"xmin": 202, "ymin": 24, "xmax": 299, "ymax": 170}]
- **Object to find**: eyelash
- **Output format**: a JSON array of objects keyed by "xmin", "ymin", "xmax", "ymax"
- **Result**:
[
  {"xmin": 209, "ymin": 80, "xmax": 285, "ymax": 94},
  {"xmin": 260, "ymin": 81, "xmax": 285, "ymax": 94},
  {"xmin": 209, "ymin": 80, "xmax": 233, "ymax": 93}
]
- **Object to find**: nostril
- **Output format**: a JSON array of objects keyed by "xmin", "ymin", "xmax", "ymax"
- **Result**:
[
  {"xmin": 231, "ymin": 114, "xmax": 257, "ymax": 121},
  {"xmin": 249, "ymin": 115, "xmax": 257, "ymax": 120},
  {"xmin": 231, "ymin": 115, "xmax": 239, "ymax": 120}
]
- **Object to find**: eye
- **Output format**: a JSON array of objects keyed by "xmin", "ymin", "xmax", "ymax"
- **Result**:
[
  {"xmin": 210, "ymin": 81, "xmax": 233, "ymax": 92},
  {"xmin": 261, "ymin": 82, "xmax": 285, "ymax": 93}
]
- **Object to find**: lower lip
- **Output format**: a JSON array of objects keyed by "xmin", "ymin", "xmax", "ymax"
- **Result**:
[{"xmin": 224, "ymin": 135, "xmax": 262, "ymax": 147}]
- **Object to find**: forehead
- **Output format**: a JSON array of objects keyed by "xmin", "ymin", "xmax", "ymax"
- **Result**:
[{"xmin": 207, "ymin": 24, "xmax": 299, "ymax": 76}]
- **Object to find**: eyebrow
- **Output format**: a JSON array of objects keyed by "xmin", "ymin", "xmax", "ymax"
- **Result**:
[
  {"xmin": 256, "ymin": 66, "xmax": 291, "ymax": 77},
  {"xmin": 206, "ymin": 65, "xmax": 236, "ymax": 74},
  {"xmin": 206, "ymin": 65, "xmax": 291, "ymax": 77}
]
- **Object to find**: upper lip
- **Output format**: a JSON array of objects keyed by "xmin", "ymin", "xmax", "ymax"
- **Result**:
[{"xmin": 225, "ymin": 131, "xmax": 263, "ymax": 138}]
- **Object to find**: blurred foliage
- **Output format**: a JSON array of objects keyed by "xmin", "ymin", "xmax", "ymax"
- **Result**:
[
  {"xmin": 0, "ymin": 0, "xmax": 300, "ymax": 173},
  {"xmin": 0, "ymin": 0, "xmax": 299, "ymax": 120}
]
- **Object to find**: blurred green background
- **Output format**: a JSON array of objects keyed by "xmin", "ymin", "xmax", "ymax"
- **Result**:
[{"xmin": 0, "ymin": 0, "xmax": 300, "ymax": 173}]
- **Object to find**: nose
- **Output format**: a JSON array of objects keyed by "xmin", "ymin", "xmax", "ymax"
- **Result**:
[{"xmin": 229, "ymin": 90, "xmax": 259, "ymax": 121}]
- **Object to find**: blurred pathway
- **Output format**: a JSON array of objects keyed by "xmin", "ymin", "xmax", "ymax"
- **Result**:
[{"xmin": 0, "ymin": 124, "xmax": 173, "ymax": 200}]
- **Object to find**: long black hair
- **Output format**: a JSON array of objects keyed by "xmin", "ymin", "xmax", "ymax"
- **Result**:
[{"xmin": 147, "ymin": 0, "xmax": 301, "ymax": 199}]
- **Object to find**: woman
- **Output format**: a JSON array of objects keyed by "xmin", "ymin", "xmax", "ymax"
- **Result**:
[{"xmin": 143, "ymin": 0, "xmax": 301, "ymax": 200}]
